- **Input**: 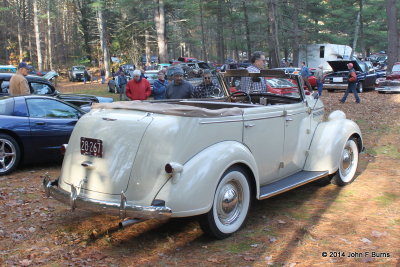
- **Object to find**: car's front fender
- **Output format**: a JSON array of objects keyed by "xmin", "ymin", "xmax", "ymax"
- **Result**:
[
  {"xmin": 155, "ymin": 141, "xmax": 259, "ymax": 217},
  {"xmin": 304, "ymin": 110, "xmax": 363, "ymax": 173}
]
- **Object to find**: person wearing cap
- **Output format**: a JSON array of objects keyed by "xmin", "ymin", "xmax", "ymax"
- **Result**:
[
  {"xmin": 125, "ymin": 69, "xmax": 151, "ymax": 100},
  {"xmin": 314, "ymin": 64, "xmax": 324, "ymax": 96},
  {"xmin": 165, "ymin": 67, "xmax": 193, "ymax": 99},
  {"xmin": 300, "ymin": 61, "xmax": 312, "ymax": 91},
  {"xmin": 340, "ymin": 62, "xmax": 360, "ymax": 104},
  {"xmin": 9, "ymin": 62, "xmax": 30, "ymax": 96}
]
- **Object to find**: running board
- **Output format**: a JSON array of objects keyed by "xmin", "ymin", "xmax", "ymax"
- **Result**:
[{"xmin": 259, "ymin": 171, "xmax": 329, "ymax": 200}]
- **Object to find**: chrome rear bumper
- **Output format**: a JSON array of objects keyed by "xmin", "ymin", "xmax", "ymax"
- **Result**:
[
  {"xmin": 43, "ymin": 177, "xmax": 172, "ymax": 220},
  {"xmin": 323, "ymin": 84, "xmax": 348, "ymax": 90}
]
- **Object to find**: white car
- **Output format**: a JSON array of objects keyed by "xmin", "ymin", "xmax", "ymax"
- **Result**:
[{"xmin": 44, "ymin": 70, "xmax": 363, "ymax": 239}]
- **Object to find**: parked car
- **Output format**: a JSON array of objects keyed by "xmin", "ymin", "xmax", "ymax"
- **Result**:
[
  {"xmin": 44, "ymin": 69, "xmax": 363, "ymax": 239},
  {"xmin": 271, "ymin": 67, "xmax": 317, "ymax": 89},
  {"xmin": 375, "ymin": 62, "xmax": 400, "ymax": 94},
  {"xmin": 144, "ymin": 70, "xmax": 159, "ymax": 89},
  {"xmin": 0, "ymin": 95, "xmax": 85, "ymax": 175},
  {"xmin": 179, "ymin": 61, "xmax": 213, "ymax": 77},
  {"xmin": 323, "ymin": 60, "xmax": 377, "ymax": 93},
  {"xmin": 0, "ymin": 73, "xmax": 112, "ymax": 109},
  {"xmin": 68, "ymin": 66, "xmax": 87, "ymax": 82},
  {"xmin": 0, "ymin": 65, "xmax": 17, "ymax": 73},
  {"xmin": 178, "ymin": 57, "xmax": 198, "ymax": 63}
]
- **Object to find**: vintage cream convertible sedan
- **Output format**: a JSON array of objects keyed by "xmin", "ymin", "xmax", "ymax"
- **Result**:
[{"xmin": 44, "ymin": 70, "xmax": 363, "ymax": 239}]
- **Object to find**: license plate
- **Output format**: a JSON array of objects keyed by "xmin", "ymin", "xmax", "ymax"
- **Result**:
[
  {"xmin": 80, "ymin": 137, "xmax": 103, "ymax": 158},
  {"xmin": 333, "ymin": 77, "xmax": 343, "ymax": 82}
]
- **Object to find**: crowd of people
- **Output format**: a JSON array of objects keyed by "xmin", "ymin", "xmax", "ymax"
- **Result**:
[{"xmin": 8, "ymin": 53, "xmax": 360, "ymax": 104}]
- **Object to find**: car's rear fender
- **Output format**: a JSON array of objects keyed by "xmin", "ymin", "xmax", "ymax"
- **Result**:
[
  {"xmin": 155, "ymin": 141, "xmax": 259, "ymax": 217},
  {"xmin": 304, "ymin": 110, "xmax": 363, "ymax": 173}
]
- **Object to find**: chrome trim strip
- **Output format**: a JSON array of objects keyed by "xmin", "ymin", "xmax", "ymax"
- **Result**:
[
  {"xmin": 200, "ymin": 119, "xmax": 243, "ymax": 124},
  {"xmin": 43, "ymin": 177, "xmax": 172, "ymax": 220}
]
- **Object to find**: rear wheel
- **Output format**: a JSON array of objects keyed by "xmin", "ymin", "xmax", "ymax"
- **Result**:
[
  {"xmin": 331, "ymin": 138, "xmax": 359, "ymax": 186},
  {"xmin": 199, "ymin": 166, "xmax": 251, "ymax": 239},
  {"xmin": 0, "ymin": 134, "xmax": 21, "ymax": 175}
]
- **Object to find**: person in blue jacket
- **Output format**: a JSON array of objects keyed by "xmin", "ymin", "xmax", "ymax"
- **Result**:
[{"xmin": 152, "ymin": 70, "xmax": 168, "ymax": 100}]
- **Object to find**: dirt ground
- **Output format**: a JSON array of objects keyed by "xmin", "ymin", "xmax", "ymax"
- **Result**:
[{"xmin": 0, "ymin": 83, "xmax": 399, "ymax": 266}]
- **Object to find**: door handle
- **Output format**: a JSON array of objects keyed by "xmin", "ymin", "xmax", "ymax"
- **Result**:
[
  {"xmin": 285, "ymin": 118, "xmax": 293, "ymax": 122},
  {"xmin": 35, "ymin": 122, "xmax": 46, "ymax": 125},
  {"xmin": 245, "ymin": 123, "xmax": 255, "ymax": 128}
]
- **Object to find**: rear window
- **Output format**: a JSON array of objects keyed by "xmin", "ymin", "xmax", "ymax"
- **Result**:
[{"xmin": 0, "ymin": 98, "xmax": 14, "ymax": 115}]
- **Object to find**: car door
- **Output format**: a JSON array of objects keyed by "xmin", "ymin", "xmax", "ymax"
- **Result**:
[
  {"xmin": 242, "ymin": 105, "xmax": 285, "ymax": 185},
  {"xmin": 278, "ymin": 101, "xmax": 312, "ymax": 178},
  {"xmin": 26, "ymin": 98, "xmax": 82, "ymax": 161}
]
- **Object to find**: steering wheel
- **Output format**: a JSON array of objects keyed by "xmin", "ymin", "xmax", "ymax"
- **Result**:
[{"xmin": 228, "ymin": 90, "xmax": 252, "ymax": 103}]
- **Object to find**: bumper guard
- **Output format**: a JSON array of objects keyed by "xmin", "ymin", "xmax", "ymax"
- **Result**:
[{"xmin": 43, "ymin": 177, "xmax": 172, "ymax": 220}]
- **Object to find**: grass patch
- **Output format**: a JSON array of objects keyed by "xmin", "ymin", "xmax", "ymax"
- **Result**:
[
  {"xmin": 374, "ymin": 193, "xmax": 399, "ymax": 206},
  {"xmin": 368, "ymin": 145, "xmax": 400, "ymax": 159},
  {"xmin": 225, "ymin": 240, "xmax": 254, "ymax": 253}
]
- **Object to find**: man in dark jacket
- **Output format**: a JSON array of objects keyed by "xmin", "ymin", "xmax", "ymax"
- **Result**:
[
  {"xmin": 340, "ymin": 63, "xmax": 360, "ymax": 104},
  {"xmin": 165, "ymin": 67, "xmax": 193, "ymax": 99}
]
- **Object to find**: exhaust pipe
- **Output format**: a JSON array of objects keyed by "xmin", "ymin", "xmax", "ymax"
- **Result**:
[{"xmin": 119, "ymin": 218, "xmax": 144, "ymax": 229}]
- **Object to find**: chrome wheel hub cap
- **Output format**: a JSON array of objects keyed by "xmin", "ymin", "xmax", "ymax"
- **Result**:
[
  {"xmin": 341, "ymin": 147, "xmax": 353, "ymax": 176},
  {"xmin": 0, "ymin": 139, "xmax": 16, "ymax": 171},
  {"xmin": 217, "ymin": 181, "xmax": 242, "ymax": 225}
]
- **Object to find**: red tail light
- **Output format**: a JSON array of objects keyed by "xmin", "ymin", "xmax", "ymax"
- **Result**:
[{"xmin": 60, "ymin": 144, "xmax": 68, "ymax": 155}]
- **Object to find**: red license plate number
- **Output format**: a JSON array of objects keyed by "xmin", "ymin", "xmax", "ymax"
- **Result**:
[{"xmin": 80, "ymin": 137, "xmax": 103, "ymax": 158}]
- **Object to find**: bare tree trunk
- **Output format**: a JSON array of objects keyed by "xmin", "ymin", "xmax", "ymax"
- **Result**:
[
  {"xmin": 386, "ymin": 0, "xmax": 399, "ymax": 71},
  {"xmin": 97, "ymin": 6, "xmax": 111, "ymax": 78},
  {"xmin": 291, "ymin": 1, "xmax": 300, "ymax": 67},
  {"xmin": 243, "ymin": 1, "xmax": 251, "ymax": 59},
  {"xmin": 199, "ymin": 0, "xmax": 207, "ymax": 61},
  {"xmin": 33, "ymin": 0, "xmax": 43, "ymax": 70},
  {"xmin": 266, "ymin": 0, "xmax": 280, "ymax": 68},
  {"xmin": 17, "ymin": 0, "xmax": 24, "ymax": 61},
  {"xmin": 359, "ymin": 0, "xmax": 365, "ymax": 58},
  {"xmin": 47, "ymin": 0, "xmax": 53, "ymax": 70},
  {"xmin": 216, "ymin": 0, "xmax": 225, "ymax": 63},
  {"xmin": 227, "ymin": 0, "xmax": 239, "ymax": 61},
  {"xmin": 145, "ymin": 29, "xmax": 151, "ymax": 66},
  {"xmin": 350, "ymin": 11, "xmax": 361, "ymax": 59},
  {"xmin": 154, "ymin": 0, "xmax": 168, "ymax": 63}
]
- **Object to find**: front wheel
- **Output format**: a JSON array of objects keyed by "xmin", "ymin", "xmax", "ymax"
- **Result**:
[
  {"xmin": 0, "ymin": 134, "xmax": 21, "ymax": 175},
  {"xmin": 199, "ymin": 166, "xmax": 251, "ymax": 239},
  {"xmin": 331, "ymin": 138, "xmax": 359, "ymax": 186}
]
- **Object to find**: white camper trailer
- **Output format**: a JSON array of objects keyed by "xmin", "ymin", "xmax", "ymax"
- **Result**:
[{"xmin": 299, "ymin": 44, "xmax": 352, "ymax": 71}]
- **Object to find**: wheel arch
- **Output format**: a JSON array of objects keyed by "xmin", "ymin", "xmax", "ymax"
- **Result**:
[
  {"xmin": 155, "ymin": 141, "xmax": 259, "ymax": 217},
  {"xmin": 304, "ymin": 117, "xmax": 363, "ymax": 174}
]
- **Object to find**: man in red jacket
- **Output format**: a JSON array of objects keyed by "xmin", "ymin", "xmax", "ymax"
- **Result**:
[{"xmin": 126, "ymin": 70, "xmax": 151, "ymax": 100}]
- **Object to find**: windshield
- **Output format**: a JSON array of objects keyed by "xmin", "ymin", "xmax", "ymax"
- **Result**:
[
  {"xmin": 392, "ymin": 65, "xmax": 400, "ymax": 72},
  {"xmin": 198, "ymin": 62, "xmax": 211, "ymax": 69},
  {"xmin": 73, "ymin": 66, "xmax": 85, "ymax": 71},
  {"xmin": 223, "ymin": 70, "xmax": 303, "ymax": 99}
]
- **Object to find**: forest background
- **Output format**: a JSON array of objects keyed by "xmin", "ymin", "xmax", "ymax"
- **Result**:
[{"xmin": 0, "ymin": 0, "xmax": 399, "ymax": 78}]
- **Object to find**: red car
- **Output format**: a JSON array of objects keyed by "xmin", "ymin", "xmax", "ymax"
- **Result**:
[{"xmin": 272, "ymin": 67, "xmax": 316, "ymax": 89}]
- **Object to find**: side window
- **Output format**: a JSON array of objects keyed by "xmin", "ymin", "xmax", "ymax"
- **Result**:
[
  {"xmin": 30, "ymin": 82, "xmax": 53, "ymax": 95},
  {"xmin": 0, "ymin": 98, "xmax": 14, "ymax": 115},
  {"xmin": 26, "ymin": 98, "xmax": 80, "ymax": 119}
]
